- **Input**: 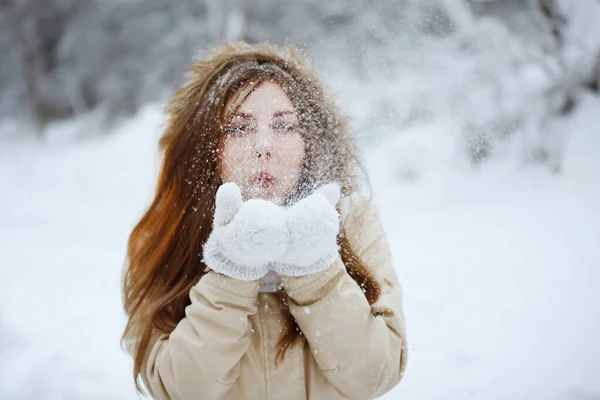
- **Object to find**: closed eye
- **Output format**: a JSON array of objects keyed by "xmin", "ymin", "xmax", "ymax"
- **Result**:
[
  {"xmin": 272, "ymin": 123, "xmax": 298, "ymax": 133},
  {"xmin": 227, "ymin": 124, "xmax": 252, "ymax": 135}
]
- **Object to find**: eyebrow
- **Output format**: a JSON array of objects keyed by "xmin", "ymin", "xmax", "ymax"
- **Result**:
[
  {"xmin": 230, "ymin": 110, "xmax": 296, "ymax": 120},
  {"xmin": 273, "ymin": 110, "xmax": 296, "ymax": 118},
  {"xmin": 230, "ymin": 112, "xmax": 252, "ymax": 120}
]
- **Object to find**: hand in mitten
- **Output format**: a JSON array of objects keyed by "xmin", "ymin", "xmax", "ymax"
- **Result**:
[
  {"xmin": 202, "ymin": 182, "xmax": 290, "ymax": 281},
  {"xmin": 271, "ymin": 183, "xmax": 341, "ymax": 277}
]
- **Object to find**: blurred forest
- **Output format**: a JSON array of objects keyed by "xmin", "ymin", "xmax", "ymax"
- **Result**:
[
  {"xmin": 1, "ymin": 3, "xmax": 600, "ymax": 397},
  {"xmin": 1, "ymin": 0, "xmax": 599, "ymax": 167}
]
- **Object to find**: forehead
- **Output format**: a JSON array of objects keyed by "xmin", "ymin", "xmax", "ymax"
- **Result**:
[{"xmin": 235, "ymin": 82, "xmax": 295, "ymax": 114}]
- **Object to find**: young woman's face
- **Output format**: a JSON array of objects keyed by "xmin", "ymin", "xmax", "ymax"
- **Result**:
[{"xmin": 220, "ymin": 81, "xmax": 305, "ymax": 204}]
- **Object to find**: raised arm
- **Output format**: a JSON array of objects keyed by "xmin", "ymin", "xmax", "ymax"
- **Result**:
[
  {"xmin": 281, "ymin": 195, "xmax": 407, "ymax": 399},
  {"xmin": 125, "ymin": 182, "xmax": 290, "ymax": 399}
]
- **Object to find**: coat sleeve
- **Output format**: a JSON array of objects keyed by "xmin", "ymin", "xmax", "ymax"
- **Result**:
[
  {"xmin": 124, "ymin": 271, "xmax": 260, "ymax": 400},
  {"xmin": 281, "ymin": 195, "xmax": 408, "ymax": 400}
]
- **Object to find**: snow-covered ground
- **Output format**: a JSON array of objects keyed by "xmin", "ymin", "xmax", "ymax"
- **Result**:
[{"xmin": 1, "ymin": 87, "xmax": 599, "ymax": 399}]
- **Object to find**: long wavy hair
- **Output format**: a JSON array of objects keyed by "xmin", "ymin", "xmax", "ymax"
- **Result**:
[{"xmin": 121, "ymin": 42, "xmax": 381, "ymax": 392}]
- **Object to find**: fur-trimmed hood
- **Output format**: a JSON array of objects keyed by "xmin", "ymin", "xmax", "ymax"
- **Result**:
[{"xmin": 170, "ymin": 41, "xmax": 368, "ymax": 201}]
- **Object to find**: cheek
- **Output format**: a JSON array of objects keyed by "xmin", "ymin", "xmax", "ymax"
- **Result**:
[
  {"xmin": 279, "ymin": 135, "xmax": 305, "ymax": 178},
  {"xmin": 220, "ymin": 138, "xmax": 249, "ymax": 181}
]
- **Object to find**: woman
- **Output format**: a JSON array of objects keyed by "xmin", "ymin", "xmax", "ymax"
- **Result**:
[{"xmin": 122, "ymin": 41, "xmax": 407, "ymax": 400}]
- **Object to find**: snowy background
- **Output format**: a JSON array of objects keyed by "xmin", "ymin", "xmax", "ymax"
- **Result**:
[{"xmin": 1, "ymin": 0, "xmax": 600, "ymax": 399}]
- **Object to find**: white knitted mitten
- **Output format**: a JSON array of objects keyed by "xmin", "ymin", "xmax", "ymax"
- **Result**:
[
  {"xmin": 202, "ymin": 182, "xmax": 290, "ymax": 281},
  {"xmin": 271, "ymin": 183, "xmax": 342, "ymax": 277}
]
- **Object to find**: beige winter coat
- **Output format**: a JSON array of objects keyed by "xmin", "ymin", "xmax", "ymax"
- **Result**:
[{"xmin": 126, "ymin": 193, "xmax": 407, "ymax": 400}]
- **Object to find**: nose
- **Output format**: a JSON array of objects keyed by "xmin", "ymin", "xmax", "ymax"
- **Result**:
[
  {"xmin": 256, "ymin": 150, "xmax": 270, "ymax": 160},
  {"xmin": 254, "ymin": 128, "xmax": 273, "ymax": 160}
]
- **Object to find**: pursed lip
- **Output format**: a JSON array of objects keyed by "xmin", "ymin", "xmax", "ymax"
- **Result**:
[{"xmin": 251, "ymin": 171, "xmax": 276, "ymax": 189}]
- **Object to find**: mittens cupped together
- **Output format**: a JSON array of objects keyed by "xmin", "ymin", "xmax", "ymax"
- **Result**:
[{"xmin": 202, "ymin": 182, "xmax": 342, "ymax": 280}]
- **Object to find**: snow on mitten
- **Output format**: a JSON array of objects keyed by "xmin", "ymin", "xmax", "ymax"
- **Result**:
[
  {"xmin": 202, "ymin": 182, "xmax": 290, "ymax": 281},
  {"xmin": 271, "ymin": 183, "xmax": 341, "ymax": 277}
]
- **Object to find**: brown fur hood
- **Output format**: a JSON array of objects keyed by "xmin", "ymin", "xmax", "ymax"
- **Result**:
[{"xmin": 171, "ymin": 41, "xmax": 368, "ymax": 200}]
